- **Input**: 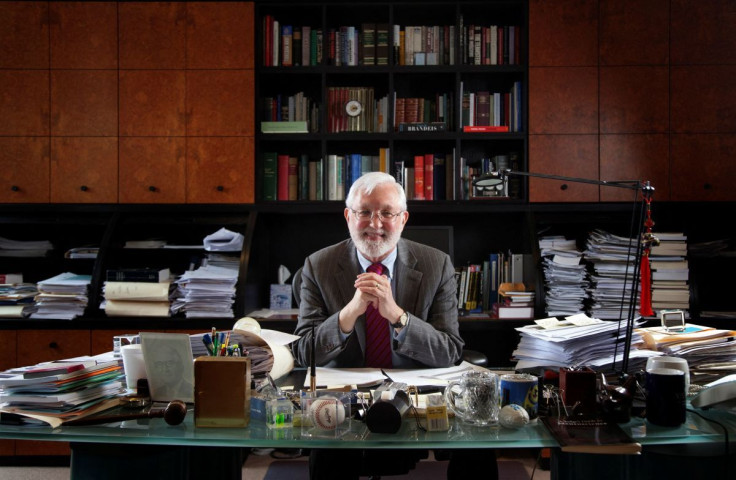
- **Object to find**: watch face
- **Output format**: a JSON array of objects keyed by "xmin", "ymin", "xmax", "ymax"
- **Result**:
[{"xmin": 345, "ymin": 99, "xmax": 362, "ymax": 117}]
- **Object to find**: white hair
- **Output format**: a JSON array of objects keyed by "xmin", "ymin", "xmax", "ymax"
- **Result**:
[{"xmin": 345, "ymin": 172, "xmax": 407, "ymax": 211}]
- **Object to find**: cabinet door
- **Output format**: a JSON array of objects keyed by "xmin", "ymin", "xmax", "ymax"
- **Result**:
[
  {"xmin": 529, "ymin": 135, "xmax": 599, "ymax": 202},
  {"xmin": 119, "ymin": 137, "xmax": 187, "ymax": 203},
  {"xmin": 0, "ymin": 137, "xmax": 49, "ymax": 203},
  {"xmin": 671, "ymin": 134, "xmax": 736, "ymax": 201},
  {"xmin": 50, "ymin": 137, "xmax": 118, "ymax": 203},
  {"xmin": 186, "ymin": 136, "xmax": 255, "ymax": 203}
]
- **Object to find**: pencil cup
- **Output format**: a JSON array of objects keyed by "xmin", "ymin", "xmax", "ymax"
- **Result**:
[
  {"xmin": 121, "ymin": 344, "xmax": 146, "ymax": 391},
  {"xmin": 301, "ymin": 391, "xmax": 351, "ymax": 438}
]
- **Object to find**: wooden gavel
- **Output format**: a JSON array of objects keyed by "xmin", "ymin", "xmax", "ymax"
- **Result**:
[{"xmin": 63, "ymin": 400, "xmax": 187, "ymax": 427}]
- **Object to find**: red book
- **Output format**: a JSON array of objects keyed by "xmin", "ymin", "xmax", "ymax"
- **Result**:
[
  {"xmin": 277, "ymin": 154, "xmax": 290, "ymax": 200},
  {"xmin": 424, "ymin": 153, "xmax": 434, "ymax": 200},
  {"xmin": 413, "ymin": 155, "xmax": 425, "ymax": 200},
  {"xmin": 23, "ymin": 363, "xmax": 86, "ymax": 379},
  {"xmin": 463, "ymin": 125, "xmax": 509, "ymax": 133},
  {"xmin": 288, "ymin": 156, "xmax": 298, "ymax": 201}
]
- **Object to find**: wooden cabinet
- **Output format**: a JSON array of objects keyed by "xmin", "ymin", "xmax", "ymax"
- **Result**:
[
  {"xmin": 0, "ymin": 137, "xmax": 50, "ymax": 203},
  {"xmin": 50, "ymin": 137, "xmax": 119, "ymax": 203}
]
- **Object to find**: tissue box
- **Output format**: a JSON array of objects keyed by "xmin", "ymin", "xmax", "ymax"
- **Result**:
[{"xmin": 270, "ymin": 284, "xmax": 292, "ymax": 310}]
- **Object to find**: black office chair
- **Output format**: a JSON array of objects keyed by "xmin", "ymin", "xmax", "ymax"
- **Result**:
[{"xmin": 291, "ymin": 267, "xmax": 488, "ymax": 367}]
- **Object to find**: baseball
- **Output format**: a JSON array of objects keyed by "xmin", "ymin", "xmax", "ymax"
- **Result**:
[
  {"xmin": 499, "ymin": 404, "xmax": 530, "ymax": 429},
  {"xmin": 309, "ymin": 397, "xmax": 346, "ymax": 430}
]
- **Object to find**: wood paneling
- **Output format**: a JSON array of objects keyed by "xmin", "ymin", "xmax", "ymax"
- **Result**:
[
  {"xmin": 528, "ymin": 67, "xmax": 598, "ymax": 134},
  {"xmin": 186, "ymin": 2, "xmax": 255, "ymax": 69},
  {"xmin": 119, "ymin": 2, "xmax": 186, "ymax": 69},
  {"xmin": 51, "ymin": 70, "xmax": 118, "ymax": 137},
  {"xmin": 50, "ymin": 137, "xmax": 118, "ymax": 203},
  {"xmin": 0, "ymin": 70, "xmax": 49, "ymax": 136},
  {"xmin": 119, "ymin": 70, "xmax": 186, "ymax": 137},
  {"xmin": 600, "ymin": 66, "xmax": 669, "ymax": 134},
  {"xmin": 599, "ymin": 0, "xmax": 669, "ymax": 65},
  {"xmin": 529, "ymin": 0, "xmax": 598, "ymax": 66},
  {"xmin": 186, "ymin": 70, "xmax": 255, "ymax": 136},
  {"xmin": 187, "ymin": 136, "xmax": 255, "ymax": 204},
  {"xmin": 671, "ymin": 0, "xmax": 736, "ymax": 65},
  {"xmin": 671, "ymin": 66, "xmax": 736, "ymax": 133},
  {"xmin": 0, "ymin": 137, "xmax": 50, "ymax": 203},
  {"xmin": 600, "ymin": 134, "xmax": 670, "ymax": 202},
  {"xmin": 529, "ymin": 135, "xmax": 599, "ymax": 203},
  {"xmin": 671, "ymin": 134, "xmax": 736, "ymax": 201},
  {"xmin": 49, "ymin": 2, "xmax": 117, "ymax": 69},
  {"xmin": 119, "ymin": 137, "xmax": 186, "ymax": 203},
  {"xmin": 0, "ymin": 2, "xmax": 49, "ymax": 68}
]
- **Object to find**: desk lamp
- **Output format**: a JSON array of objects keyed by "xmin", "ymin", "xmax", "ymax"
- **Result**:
[{"xmin": 473, "ymin": 169, "xmax": 657, "ymax": 379}]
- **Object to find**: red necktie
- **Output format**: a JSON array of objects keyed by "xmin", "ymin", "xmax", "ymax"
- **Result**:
[{"xmin": 364, "ymin": 263, "xmax": 392, "ymax": 368}]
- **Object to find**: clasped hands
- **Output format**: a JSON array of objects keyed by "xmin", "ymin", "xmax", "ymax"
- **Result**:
[{"xmin": 338, "ymin": 271, "xmax": 402, "ymax": 333}]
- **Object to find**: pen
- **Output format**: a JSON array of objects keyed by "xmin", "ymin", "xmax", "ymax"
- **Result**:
[
  {"xmin": 310, "ymin": 321, "xmax": 316, "ymax": 392},
  {"xmin": 202, "ymin": 334, "xmax": 214, "ymax": 356},
  {"xmin": 211, "ymin": 327, "xmax": 217, "ymax": 356}
]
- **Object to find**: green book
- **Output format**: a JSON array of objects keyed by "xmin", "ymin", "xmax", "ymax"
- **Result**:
[
  {"xmin": 262, "ymin": 152, "xmax": 278, "ymax": 201},
  {"xmin": 261, "ymin": 121, "xmax": 308, "ymax": 133}
]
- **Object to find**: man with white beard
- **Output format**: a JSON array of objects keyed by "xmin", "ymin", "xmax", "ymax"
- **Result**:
[{"xmin": 293, "ymin": 171, "xmax": 464, "ymax": 369}]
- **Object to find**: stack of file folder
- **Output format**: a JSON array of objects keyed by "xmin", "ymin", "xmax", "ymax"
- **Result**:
[
  {"xmin": 0, "ymin": 358, "xmax": 125, "ymax": 428},
  {"xmin": 512, "ymin": 314, "xmax": 656, "ymax": 373},
  {"xmin": 584, "ymin": 230, "xmax": 640, "ymax": 321},
  {"xmin": 0, "ymin": 283, "xmax": 37, "ymax": 318},
  {"xmin": 538, "ymin": 235, "xmax": 588, "ymax": 317},
  {"xmin": 31, "ymin": 272, "xmax": 91, "ymax": 320},
  {"xmin": 172, "ymin": 265, "xmax": 238, "ymax": 318}
]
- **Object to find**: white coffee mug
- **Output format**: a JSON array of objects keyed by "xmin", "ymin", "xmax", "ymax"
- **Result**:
[{"xmin": 121, "ymin": 344, "xmax": 146, "ymax": 391}]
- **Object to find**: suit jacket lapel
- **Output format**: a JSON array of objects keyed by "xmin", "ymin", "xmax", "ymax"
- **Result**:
[{"xmin": 395, "ymin": 239, "xmax": 422, "ymax": 315}]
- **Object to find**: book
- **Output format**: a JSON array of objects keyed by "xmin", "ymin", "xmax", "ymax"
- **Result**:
[
  {"xmin": 22, "ymin": 363, "xmax": 88, "ymax": 379},
  {"xmin": 462, "ymin": 125, "xmax": 509, "ymax": 133},
  {"xmin": 491, "ymin": 303, "xmax": 534, "ymax": 319},
  {"xmin": 277, "ymin": 154, "xmax": 290, "ymax": 200},
  {"xmin": 106, "ymin": 268, "xmax": 170, "ymax": 283},
  {"xmin": 413, "ymin": 155, "xmax": 425, "ymax": 200},
  {"xmin": 397, "ymin": 122, "xmax": 447, "ymax": 132},
  {"xmin": 261, "ymin": 121, "xmax": 308, "ymax": 133},
  {"xmin": 262, "ymin": 151, "xmax": 278, "ymax": 201},
  {"xmin": 0, "ymin": 273, "xmax": 22, "ymax": 284},
  {"xmin": 541, "ymin": 416, "xmax": 642, "ymax": 454}
]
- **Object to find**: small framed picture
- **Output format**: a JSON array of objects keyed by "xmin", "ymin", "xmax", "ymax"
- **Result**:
[{"xmin": 141, "ymin": 332, "xmax": 194, "ymax": 403}]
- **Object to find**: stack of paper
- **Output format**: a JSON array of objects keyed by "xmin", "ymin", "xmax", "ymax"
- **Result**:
[
  {"xmin": 584, "ymin": 230, "xmax": 640, "ymax": 320},
  {"xmin": 0, "ymin": 283, "xmax": 37, "ymax": 318},
  {"xmin": 171, "ymin": 265, "xmax": 238, "ymax": 318},
  {"xmin": 102, "ymin": 281, "xmax": 171, "ymax": 317},
  {"xmin": 0, "ymin": 236, "xmax": 53, "ymax": 257},
  {"xmin": 31, "ymin": 272, "xmax": 91, "ymax": 320},
  {"xmin": 0, "ymin": 357, "xmax": 125, "ymax": 428},
  {"xmin": 649, "ymin": 232, "xmax": 690, "ymax": 316},
  {"xmin": 512, "ymin": 314, "xmax": 657, "ymax": 373},
  {"xmin": 538, "ymin": 235, "xmax": 588, "ymax": 317},
  {"xmin": 636, "ymin": 324, "xmax": 736, "ymax": 384}
]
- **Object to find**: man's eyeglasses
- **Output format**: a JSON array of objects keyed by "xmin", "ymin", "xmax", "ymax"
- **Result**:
[{"xmin": 350, "ymin": 209, "xmax": 404, "ymax": 222}]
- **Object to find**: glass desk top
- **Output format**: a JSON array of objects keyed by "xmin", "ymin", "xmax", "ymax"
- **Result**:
[{"xmin": 0, "ymin": 406, "xmax": 733, "ymax": 451}]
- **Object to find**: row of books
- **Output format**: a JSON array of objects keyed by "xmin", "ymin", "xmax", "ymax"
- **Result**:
[
  {"xmin": 394, "ymin": 92, "xmax": 454, "ymax": 131},
  {"xmin": 460, "ymin": 23, "xmax": 522, "ymax": 66},
  {"xmin": 395, "ymin": 153, "xmax": 452, "ymax": 201},
  {"xmin": 455, "ymin": 251, "xmax": 536, "ymax": 318},
  {"xmin": 261, "ymin": 92, "xmax": 320, "ymax": 133},
  {"xmin": 460, "ymin": 81, "xmax": 523, "ymax": 132},
  {"xmin": 649, "ymin": 232, "xmax": 690, "ymax": 315},
  {"xmin": 458, "ymin": 152, "xmax": 522, "ymax": 200},
  {"xmin": 260, "ymin": 16, "xmax": 520, "ymax": 67},
  {"xmin": 326, "ymin": 86, "xmax": 390, "ymax": 133}
]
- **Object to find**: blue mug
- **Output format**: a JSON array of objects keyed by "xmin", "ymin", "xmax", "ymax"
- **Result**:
[{"xmin": 500, "ymin": 373, "xmax": 538, "ymax": 419}]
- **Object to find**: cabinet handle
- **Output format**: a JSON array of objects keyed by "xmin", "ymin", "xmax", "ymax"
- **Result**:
[
  {"xmin": 560, "ymin": 184, "xmax": 568, "ymax": 191},
  {"xmin": 703, "ymin": 183, "xmax": 712, "ymax": 190},
  {"xmin": 49, "ymin": 341, "xmax": 58, "ymax": 349},
  {"xmin": 80, "ymin": 185, "xmax": 88, "ymax": 192},
  {"xmin": 149, "ymin": 186, "xmax": 157, "ymax": 192},
  {"xmin": 216, "ymin": 185, "xmax": 224, "ymax": 192},
  {"xmin": 11, "ymin": 185, "xmax": 19, "ymax": 192}
]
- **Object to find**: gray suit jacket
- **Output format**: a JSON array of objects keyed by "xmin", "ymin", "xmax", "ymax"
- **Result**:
[{"xmin": 293, "ymin": 238, "xmax": 464, "ymax": 368}]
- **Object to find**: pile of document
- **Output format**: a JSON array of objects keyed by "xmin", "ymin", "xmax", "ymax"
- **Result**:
[
  {"xmin": 0, "ymin": 356, "xmax": 125, "ymax": 428},
  {"xmin": 512, "ymin": 313, "xmax": 656, "ymax": 373},
  {"xmin": 649, "ymin": 232, "xmax": 690, "ymax": 316},
  {"xmin": 31, "ymin": 272, "xmax": 91, "ymax": 320},
  {"xmin": 0, "ymin": 283, "xmax": 37, "ymax": 318},
  {"xmin": 637, "ymin": 323, "xmax": 736, "ymax": 384},
  {"xmin": 584, "ymin": 230, "xmax": 641, "ymax": 320},
  {"xmin": 172, "ymin": 265, "xmax": 238, "ymax": 318},
  {"xmin": 0, "ymin": 236, "xmax": 53, "ymax": 257},
  {"xmin": 538, "ymin": 235, "xmax": 588, "ymax": 317},
  {"xmin": 103, "ymin": 281, "xmax": 172, "ymax": 317}
]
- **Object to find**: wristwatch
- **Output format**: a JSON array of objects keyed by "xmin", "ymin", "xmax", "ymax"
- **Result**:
[{"xmin": 394, "ymin": 311, "xmax": 408, "ymax": 330}]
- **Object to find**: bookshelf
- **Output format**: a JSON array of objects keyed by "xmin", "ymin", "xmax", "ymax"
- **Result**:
[{"xmin": 254, "ymin": 1, "xmax": 529, "ymax": 205}]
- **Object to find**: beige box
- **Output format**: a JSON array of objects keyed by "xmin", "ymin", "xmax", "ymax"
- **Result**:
[{"xmin": 194, "ymin": 357, "xmax": 251, "ymax": 427}]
